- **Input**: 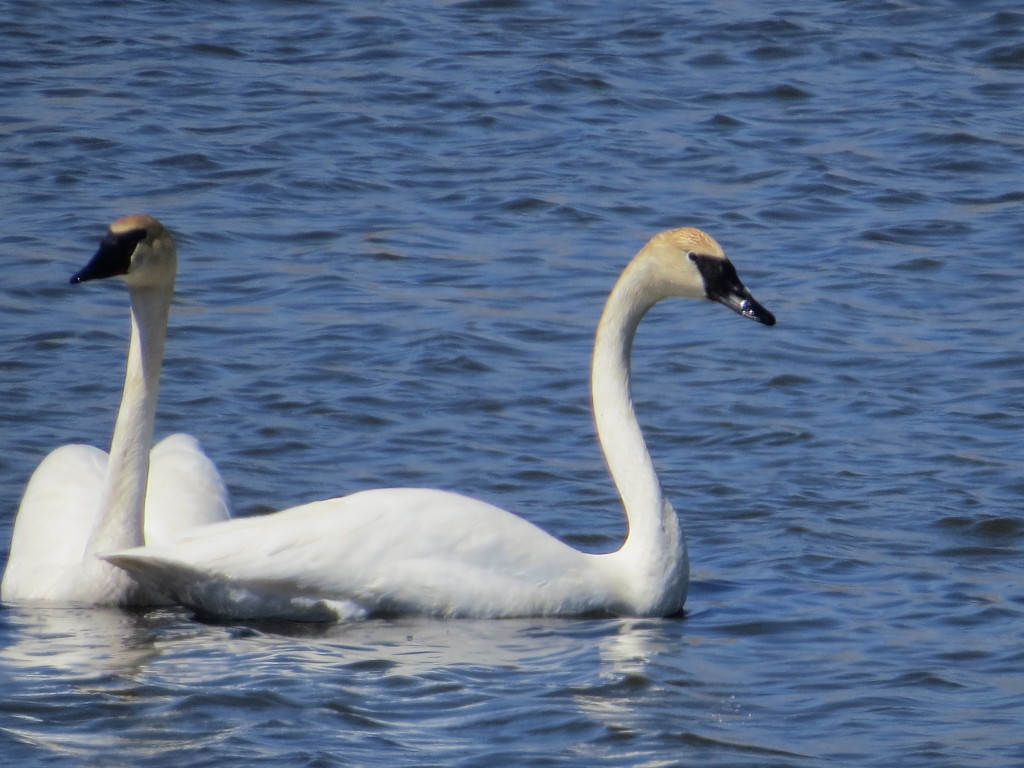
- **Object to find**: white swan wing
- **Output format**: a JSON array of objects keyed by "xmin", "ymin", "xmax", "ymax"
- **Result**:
[
  {"xmin": 143, "ymin": 434, "xmax": 231, "ymax": 545},
  {"xmin": 1, "ymin": 444, "xmax": 107, "ymax": 600},
  {"xmin": 105, "ymin": 488, "xmax": 610, "ymax": 621},
  {"xmin": 1, "ymin": 436, "xmax": 230, "ymax": 602}
]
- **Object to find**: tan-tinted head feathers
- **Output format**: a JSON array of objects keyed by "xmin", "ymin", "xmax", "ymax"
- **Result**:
[
  {"xmin": 660, "ymin": 227, "xmax": 726, "ymax": 259},
  {"xmin": 110, "ymin": 213, "xmax": 164, "ymax": 237}
]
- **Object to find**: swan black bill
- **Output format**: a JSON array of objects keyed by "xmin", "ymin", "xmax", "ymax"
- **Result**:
[
  {"xmin": 718, "ymin": 293, "xmax": 776, "ymax": 326},
  {"xmin": 70, "ymin": 228, "xmax": 147, "ymax": 284},
  {"xmin": 703, "ymin": 277, "xmax": 776, "ymax": 325},
  {"xmin": 688, "ymin": 252, "xmax": 776, "ymax": 326}
]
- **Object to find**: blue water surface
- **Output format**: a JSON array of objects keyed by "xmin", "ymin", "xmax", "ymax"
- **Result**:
[{"xmin": 2, "ymin": 1, "xmax": 1023, "ymax": 766}]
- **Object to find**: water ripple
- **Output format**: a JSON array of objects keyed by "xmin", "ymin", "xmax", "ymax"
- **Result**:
[{"xmin": 3, "ymin": 1, "xmax": 1024, "ymax": 766}]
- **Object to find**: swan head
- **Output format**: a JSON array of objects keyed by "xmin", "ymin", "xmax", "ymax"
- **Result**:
[
  {"xmin": 70, "ymin": 214, "xmax": 176, "ymax": 290},
  {"xmin": 638, "ymin": 227, "xmax": 775, "ymax": 326}
]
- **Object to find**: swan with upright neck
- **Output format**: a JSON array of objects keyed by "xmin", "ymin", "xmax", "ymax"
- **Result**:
[
  {"xmin": 1, "ymin": 214, "xmax": 231, "ymax": 606},
  {"xmin": 105, "ymin": 227, "xmax": 774, "ymax": 621}
]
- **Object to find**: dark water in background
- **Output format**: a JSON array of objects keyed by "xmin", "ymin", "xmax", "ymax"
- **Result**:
[{"xmin": 2, "ymin": 0, "xmax": 1024, "ymax": 765}]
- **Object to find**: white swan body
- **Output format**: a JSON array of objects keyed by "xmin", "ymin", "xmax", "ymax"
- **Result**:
[
  {"xmin": 1, "ymin": 215, "xmax": 231, "ymax": 606},
  {"xmin": 106, "ymin": 227, "xmax": 774, "ymax": 621}
]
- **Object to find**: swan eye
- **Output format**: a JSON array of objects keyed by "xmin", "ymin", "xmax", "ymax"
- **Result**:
[
  {"xmin": 116, "ymin": 228, "xmax": 149, "ymax": 250},
  {"xmin": 687, "ymin": 252, "xmax": 775, "ymax": 325},
  {"xmin": 102, "ymin": 228, "xmax": 149, "ymax": 271},
  {"xmin": 689, "ymin": 252, "xmax": 743, "ymax": 296}
]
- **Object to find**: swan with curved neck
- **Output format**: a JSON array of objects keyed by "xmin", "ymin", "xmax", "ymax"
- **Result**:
[
  {"xmin": 105, "ymin": 227, "xmax": 774, "ymax": 621},
  {"xmin": 1, "ymin": 214, "xmax": 231, "ymax": 606}
]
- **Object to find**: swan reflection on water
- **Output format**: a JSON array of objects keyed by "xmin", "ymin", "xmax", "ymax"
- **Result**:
[{"xmin": 1, "ymin": 605, "xmax": 684, "ymax": 758}]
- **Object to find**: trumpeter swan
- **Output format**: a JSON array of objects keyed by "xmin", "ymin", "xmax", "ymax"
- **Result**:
[
  {"xmin": 105, "ymin": 227, "xmax": 774, "ymax": 621},
  {"xmin": 1, "ymin": 214, "xmax": 231, "ymax": 606}
]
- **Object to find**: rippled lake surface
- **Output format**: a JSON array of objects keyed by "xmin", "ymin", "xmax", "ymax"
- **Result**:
[{"xmin": 2, "ymin": 1, "xmax": 1024, "ymax": 765}]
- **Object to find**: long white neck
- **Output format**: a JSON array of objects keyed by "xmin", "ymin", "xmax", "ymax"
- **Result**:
[
  {"xmin": 85, "ymin": 285, "xmax": 171, "ymax": 596},
  {"xmin": 592, "ymin": 259, "xmax": 687, "ymax": 612}
]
